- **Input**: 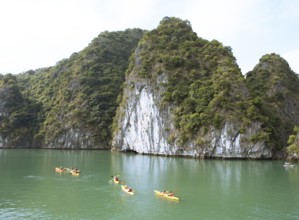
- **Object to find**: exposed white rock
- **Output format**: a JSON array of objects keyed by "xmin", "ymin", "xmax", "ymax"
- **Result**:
[
  {"xmin": 116, "ymin": 83, "xmax": 170, "ymax": 154},
  {"xmin": 112, "ymin": 77, "xmax": 272, "ymax": 158},
  {"xmin": 45, "ymin": 128, "xmax": 96, "ymax": 149}
]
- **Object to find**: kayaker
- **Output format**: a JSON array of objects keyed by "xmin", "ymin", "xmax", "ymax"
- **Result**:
[
  {"xmin": 128, "ymin": 188, "xmax": 133, "ymax": 192},
  {"xmin": 114, "ymin": 176, "xmax": 119, "ymax": 181},
  {"xmin": 168, "ymin": 191, "xmax": 173, "ymax": 196},
  {"xmin": 72, "ymin": 168, "xmax": 80, "ymax": 174}
]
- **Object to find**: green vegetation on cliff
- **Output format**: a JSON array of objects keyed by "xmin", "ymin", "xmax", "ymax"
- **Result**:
[
  {"xmin": 129, "ymin": 17, "xmax": 263, "ymax": 145},
  {"xmin": 0, "ymin": 74, "xmax": 42, "ymax": 147},
  {"xmin": 1, "ymin": 17, "xmax": 299, "ymax": 155},
  {"xmin": 286, "ymin": 126, "xmax": 299, "ymax": 155},
  {"xmin": 246, "ymin": 53, "xmax": 299, "ymax": 150},
  {"xmin": 12, "ymin": 29, "xmax": 144, "ymax": 148}
]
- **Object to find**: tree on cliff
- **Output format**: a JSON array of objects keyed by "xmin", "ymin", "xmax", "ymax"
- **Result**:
[
  {"xmin": 286, "ymin": 126, "xmax": 299, "ymax": 155},
  {"xmin": 0, "ymin": 74, "xmax": 42, "ymax": 147},
  {"xmin": 246, "ymin": 53, "xmax": 299, "ymax": 152},
  {"xmin": 16, "ymin": 28, "xmax": 144, "ymax": 148}
]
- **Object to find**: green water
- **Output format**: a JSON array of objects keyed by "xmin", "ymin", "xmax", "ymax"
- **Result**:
[{"xmin": 0, "ymin": 149, "xmax": 298, "ymax": 220}]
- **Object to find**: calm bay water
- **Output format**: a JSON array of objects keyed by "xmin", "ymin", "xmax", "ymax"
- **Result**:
[{"xmin": 0, "ymin": 149, "xmax": 298, "ymax": 220}]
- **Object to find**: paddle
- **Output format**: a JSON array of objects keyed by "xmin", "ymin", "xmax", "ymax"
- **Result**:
[{"xmin": 64, "ymin": 168, "xmax": 72, "ymax": 173}]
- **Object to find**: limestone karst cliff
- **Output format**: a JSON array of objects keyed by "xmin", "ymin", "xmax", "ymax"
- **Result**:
[
  {"xmin": 246, "ymin": 53, "xmax": 299, "ymax": 155},
  {"xmin": 0, "ymin": 29, "xmax": 144, "ymax": 148},
  {"xmin": 112, "ymin": 17, "xmax": 274, "ymax": 158},
  {"xmin": 1, "ymin": 17, "xmax": 299, "ymax": 159}
]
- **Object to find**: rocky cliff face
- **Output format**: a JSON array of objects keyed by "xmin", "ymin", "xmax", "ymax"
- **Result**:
[
  {"xmin": 112, "ymin": 71, "xmax": 271, "ymax": 158},
  {"xmin": 1, "ymin": 18, "xmax": 298, "ymax": 157},
  {"xmin": 0, "ymin": 136, "xmax": 6, "ymax": 147},
  {"xmin": 0, "ymin": 88, "xmax": 10, "ymax": 147},
  {"xmin": 44, "ymin": 128, "xmax": 94, "ymax": 149},
  {"xmin": 112, "ymin": 72, "xmax": 174, "ymax": 154},
  {"xmin": 112, "ymin": 17, "xmax": 273, "ymax": 159},
  {"xmin": 202, "ymin": 122, "xmax": 271, "ymax": 158}
]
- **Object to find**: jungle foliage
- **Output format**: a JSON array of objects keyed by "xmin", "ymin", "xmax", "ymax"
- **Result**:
[
  {"xmin": 1, "ymin": 17, "xmax": 299, "ymax": 153},
  {"xmin": 11, "ymin": 29, "xmax": 144, "ymax": 147},
  {"xmin": 131, "ymin": 17, "xmax": 268, "ymax": 144},
  {"xmin": 286, "ymin": 126, "xmax": 299, "ymax": 155},
  {"xmin": 0, "ymin": 74, "xmax": 43, "ymax": 147},
  {"xmin": 246, "ymin": 53, "xmax": 299, "ymax": 149}
]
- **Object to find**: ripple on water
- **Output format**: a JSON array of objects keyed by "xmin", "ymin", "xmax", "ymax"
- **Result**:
[
  {"xmin": 0, "ymin": 207, "xmax": 49, "ymax": 220},
  {"xmin": 24, "ymin": 175, "xmax": 44, "ymax": 181}
]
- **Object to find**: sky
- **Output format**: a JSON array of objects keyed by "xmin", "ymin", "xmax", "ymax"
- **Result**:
[{"xmin": 0, "ymin": 0, "xmax": 298, "ymax": 75}]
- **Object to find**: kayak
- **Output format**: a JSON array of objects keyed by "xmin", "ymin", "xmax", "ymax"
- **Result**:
[
  {"xmin": 55, "ymin": 167, "xmax": 64, "ymax": 173},
  {"xmin": 283, "ymin": 162, "xmax": 295, "ymax": 167},
  {"xmin": 70, "ymin": 170, "xmax": 80, "ymax": 176},
  {"xmin": 121, "ymin": 185, "xmax": 134, "ymax": 195},
  {"xmin": 154, "ymin": 190, "xmax": 179, "ymax": 201}
]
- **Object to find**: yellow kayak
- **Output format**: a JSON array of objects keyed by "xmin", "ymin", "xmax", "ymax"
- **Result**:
[
  {"xmin": 70, "ymin": 170, "xmax": 80, "ymax": 176},
  {"xmin": 121, "ymin": 185, "xmax": 134, "ymax": 195},
  {"xmin": 154, "ymin": 190, "xmax": 179, "ymax": 201}
]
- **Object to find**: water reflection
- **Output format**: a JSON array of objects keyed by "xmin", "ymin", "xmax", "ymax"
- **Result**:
[{"xmin": 1, "ymin": 149, "xmax": 299, "ymax": 220}]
